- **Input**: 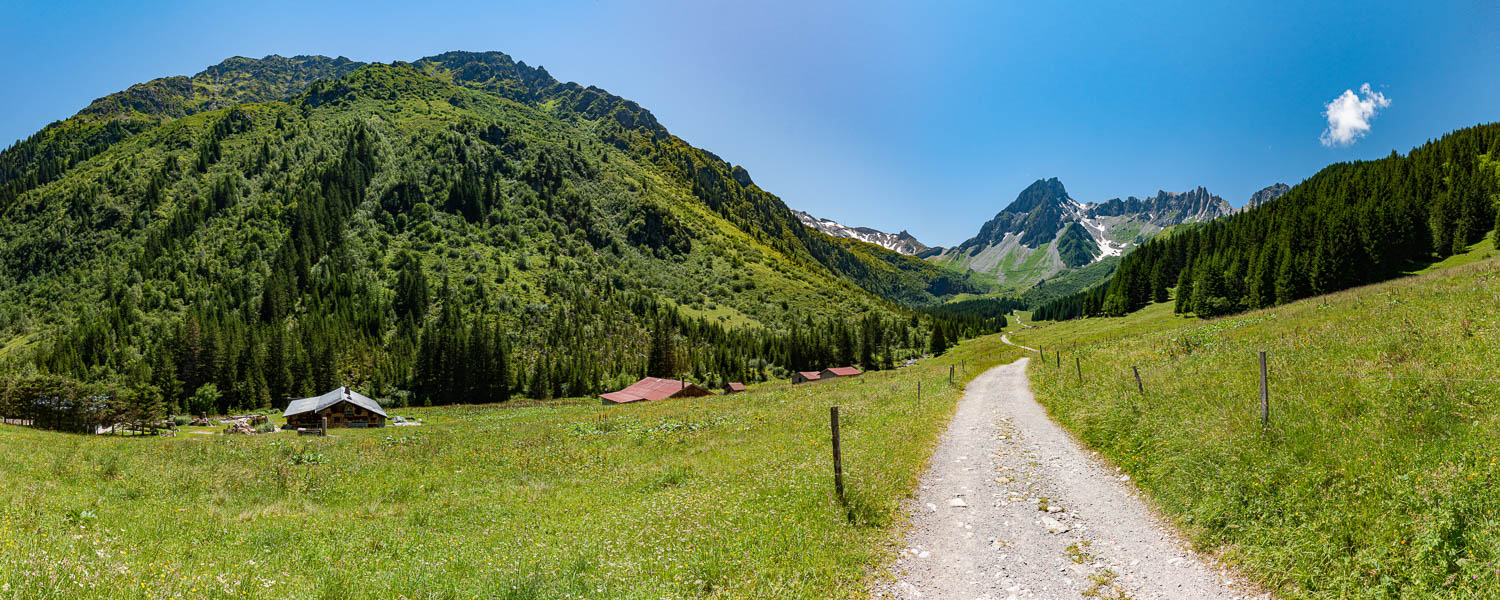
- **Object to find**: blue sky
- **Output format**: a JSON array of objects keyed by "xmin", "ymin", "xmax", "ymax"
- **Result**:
[{"xmin": 2, "ymin": 1, "xmax": 1497, "ymax": 246}]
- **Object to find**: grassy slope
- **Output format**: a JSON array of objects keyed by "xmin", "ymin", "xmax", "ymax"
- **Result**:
[
  {"xmin": 1410, "ymin": 235, "xmax": 1497, "ymax": 276},
  {"xmin": 0, "ymin": 337, "xmax": 1021, "ymax": 599},
  {"xmin": 1010, "ymin": 251, "xmax": 1500, "ymax": 598},
  {"xmin": 1016, "ymin": 256, "xmax": 1119, "ymax": 309}
]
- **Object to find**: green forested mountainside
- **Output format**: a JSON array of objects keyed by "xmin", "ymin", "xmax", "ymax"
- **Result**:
[
  {"xmin": 0, "ymin": 56, "xmax": 364, "ymax": 206},
  {"xmin": 0, "ymin": 52, "xmax": 982, "ymax": 415},
  {"xmin": 1035, "ymin": 123, "xmax": 1500, "ymax": 321},
  {"xmin": 1017, "ymin": 255, "xmax": 1118, "ymax": 310},
  {"xmin": 1053, "ymin": 222, "xmax": 1098, "ymax": 268}
]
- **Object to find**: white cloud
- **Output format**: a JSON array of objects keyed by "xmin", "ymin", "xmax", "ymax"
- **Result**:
[{"xmin": 1320, "ymin": 83, "xmax": 1390, "ymax": 147}]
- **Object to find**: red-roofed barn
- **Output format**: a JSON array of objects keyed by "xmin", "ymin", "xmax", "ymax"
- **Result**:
[
  {"xmin": 599, "ymin": 377, "xmax": 713, "ymax": 405},
  {"xmin": 792, "ymin": 371, "xmax": 822, "ymax": 385},
  {"xmin": 819, "ymin": 366, "xmax": 863, "ymax": 379}
]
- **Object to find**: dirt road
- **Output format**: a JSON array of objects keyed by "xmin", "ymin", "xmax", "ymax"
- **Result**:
[{"xmin": 873, "ymin": 358, "xmax": 1258, "ymax": 599}]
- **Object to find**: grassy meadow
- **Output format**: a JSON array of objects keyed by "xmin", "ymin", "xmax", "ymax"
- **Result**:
[
  {"xmin": 0, "ymin": 337, "xmax": 1022, "ymax": 599},
  {"xmin": 1012, "ymin": 253, "xmax": 1500, "ymax": 598}
]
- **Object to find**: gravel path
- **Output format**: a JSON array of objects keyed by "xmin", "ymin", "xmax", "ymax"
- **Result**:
[{"xmin": 872, "ymin": 357, "xmax": 1261, "ymax": 600}]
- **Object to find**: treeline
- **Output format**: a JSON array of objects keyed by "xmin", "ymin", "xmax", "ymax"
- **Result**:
[
  {"xmin": 1036, "ymin": 123, "xmax": 1500, "ymax": 321},
  {"xmin": 0, "ymin": 374, "xmax": 164, "ymax": 434},
  {"xmin": 1031, "ymin": 283, "xmax": 1109, "ymax": 321},
  {"xmin": 921, "ymin": 296, "xmax": 1021, "ymax": 330},
  {"xmin": 37, "ymin": 276, "xmax": 985, "ymax": 417}
]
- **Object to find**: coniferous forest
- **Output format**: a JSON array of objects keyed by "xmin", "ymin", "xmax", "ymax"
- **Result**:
[
  {"xmin": 1035, "ymin": 123, "xmax": 1500, "ymax": 321},
  {"xmin": 0, "ymin": 53, "xmax": 998, "ymax": 421}
]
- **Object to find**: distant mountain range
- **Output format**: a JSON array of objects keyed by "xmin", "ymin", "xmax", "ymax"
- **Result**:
[
  {"xmin": 794, "ymin": 178, "xmax": 1290, "ymax": 290},
  {"xmin": 792, "ymin": 210, "xmax": 929, "ymax": 255}
]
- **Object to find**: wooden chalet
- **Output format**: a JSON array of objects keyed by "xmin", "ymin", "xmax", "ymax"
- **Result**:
[
  {"xmin": 725, "ymin": 382, "xmax": 747, "ymax": 394},
  {"xmin": 819, "ymin": 366, "xmax": 863, "ymax": 379},
  {"xmin": 791, "ymin": 371, "xmax": 822, "ymax": 384},
  {"xmin": 600, "ymin": 377, "xmax": 713, "ymax": 405},
  {"xmin": 283, "ymin": 387, "xmax": 387, "ymax": 429}
]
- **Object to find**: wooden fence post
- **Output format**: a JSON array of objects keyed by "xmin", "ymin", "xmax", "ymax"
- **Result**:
[
  {"xmin": 321, "ymin": 416, "xmax": 328, "ymax": 437},
  {"xmin": 948, "ymin": 365, "xmax": 954, "ymax": 384},
  {"xmin": 1056, "ymin": 352, "xmax": 1061, "ymax": 369},
  {"xmin": 917, "ymin": 381, "xmax": 921, "ymax": 402},
  {"xmin": 1133, "ymin": 366, "xmax": 1143, "ymax": 394},
  {"xmin": 1259, "ymin": 351, "xmax": 1269, "ymax": 428},
  {"xmin": 1075, "ymin": 357, "xmax": 1082, "ymax": 383},
  {"xmin": 830, "ymin": 406, "xmax": 845, "ymax": 504}
]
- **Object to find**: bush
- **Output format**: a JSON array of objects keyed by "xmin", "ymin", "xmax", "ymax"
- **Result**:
[
  {"xmin": 381, "ymin": 390, "xmax": 412, "ymax": 408},
  {"xmin": 189, "ymin": 383, "xmax": 220, "ymax": 416},
  {"xmin": 172, "ymin": 415, "xmax": 191, "ymax": 427}
]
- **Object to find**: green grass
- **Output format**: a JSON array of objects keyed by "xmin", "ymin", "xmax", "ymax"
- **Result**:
[
  {"xmin": 1409, "ymin": 234, "xmax": 1497, "ymax": 276},
  {"xmin": 1002, "ymin": 242, "xmax": 1051, "ymax": 280},
  {"xmin": 1011, "ymin": 256, "xmax": 1500, "ymax": 598},
  {"xmin": 0, "ymin": 336, "xmax": 1021, "ymax": 599}
]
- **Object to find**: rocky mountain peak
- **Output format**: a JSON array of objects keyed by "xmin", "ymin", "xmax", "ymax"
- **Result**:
[
  {"xmin": 1004, "ymin": 177, "xmax": 1072, "ymax": 215},
  {"xmin": 1084, "ymin": 187, "xmax": 1232, "ymax": 225},
  {"xmin": 1243, "ymin": 183, "xmax": 1290, "ymax": 212}
]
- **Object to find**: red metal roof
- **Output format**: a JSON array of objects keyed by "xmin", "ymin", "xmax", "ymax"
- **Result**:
[
  {"xmin": 796, "ymin": 371, "xmax": 822, "ymax": 381},
  {"xmin": 727, "ymin": 382, "xmax": 747, "ymax": 391},
  {"xmin": 823, "ymin": 366, "xmax": 863, "ymax": 377},
  {"xmin": 599, "ymin": 377, "xmax": 708, "ymax": 404}
]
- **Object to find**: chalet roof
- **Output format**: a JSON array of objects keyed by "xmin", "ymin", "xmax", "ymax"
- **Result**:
[
  {"xmin": 600, "ymin": 377, "xmax": 709, "ymax": 404},
  {"xmin": 284, "ymin": 387, "xmax": 388, "ymax": 418},
  {"xmin": 796, "ymin": 371, "xmax": 822, "ymax": 380},
  {"xmin": 727, "ymin": 382, "xmax": 747, "ymax": 392},
  {"xmin": 823, "ymin": 366, "xmax": 863, "ymax": 377}
]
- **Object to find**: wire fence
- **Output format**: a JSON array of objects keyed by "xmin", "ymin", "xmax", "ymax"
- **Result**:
[{"xmin": 1016, "ymin": 339, "xmax": 1500, "ymax": 438}]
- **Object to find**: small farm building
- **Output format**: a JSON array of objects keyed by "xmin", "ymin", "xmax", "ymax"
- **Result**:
[
  {"xmin": 792, "ymin": 371, "xmax": 822, "ymax": 384},
  {"xmin": 284, "ymin": 387, "xmax": 387, "ymax": 429},
  {"xmin": 819, "ymin": 366, "xmax": 863, "ymax": 379},
  {"xmin": 600, "ymin": 377, "xmax": 713, "ymax": 404},
  {"xmin": 725, "ymin": 382, "xmax": 747, "ymax": 394}
]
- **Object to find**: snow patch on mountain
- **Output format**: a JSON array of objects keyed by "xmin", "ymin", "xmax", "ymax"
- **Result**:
[{"xmin": 792, "ymin": 210, "xmax": 929, "ymax": 255}]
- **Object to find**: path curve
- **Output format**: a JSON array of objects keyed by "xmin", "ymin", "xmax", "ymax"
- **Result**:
[
  {"xmin": 873, "ymin": 359, "xmax": 1258, "ymax": 599},
  {"xmin": 999, "ymin": 334, "xmax": 1036, "ymax": 353}
]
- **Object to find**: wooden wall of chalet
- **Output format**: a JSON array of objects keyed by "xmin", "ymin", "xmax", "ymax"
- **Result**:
[{"xmin": 287, "ymin": 400, "xmax": 385, "ymax": 429}]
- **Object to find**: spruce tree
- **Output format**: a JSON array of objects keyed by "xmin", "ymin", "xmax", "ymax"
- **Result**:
[
  {"xmin": 394, "ymin": 254, "xmax": 429, "ymax": 324},
  {"xmin": 647, "ymin": 320, "xmax": 675, "ymax": 378},
  {"xmin": 928, "ymin": 324, "xmax": 948, "ymax": 356},
  {"xmin": 1174, "ymin": 267, "xmax": 1193, "ymax": 314}
]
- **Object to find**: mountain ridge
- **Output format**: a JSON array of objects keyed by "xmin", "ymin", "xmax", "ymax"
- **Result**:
[
  {"xmin": 792, "ymin": 210, "xmax": 929, "ymax": 255},
  {"xmin": 927, "ymin": 178, "xmax": 1233, "ymax": 289}
]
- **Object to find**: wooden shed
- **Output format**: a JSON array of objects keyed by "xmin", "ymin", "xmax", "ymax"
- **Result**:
[
  {"xmin": 283, "ymin": 387, "xmax": 387, "ymax": 429},
  {"xmin": 791, "ymin": 371, "xmax": 822, "ymax": 385},
  {"xmin": 819, "ymin": 366, "xmax": 864, "ymax": 380},
  {"xmin": 725, "ymin": 382, "xmax": 747, "ymax": 394},
  {"xmin": 600, "ymin": 377, "xmax": 713, "ymax": 405}
]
